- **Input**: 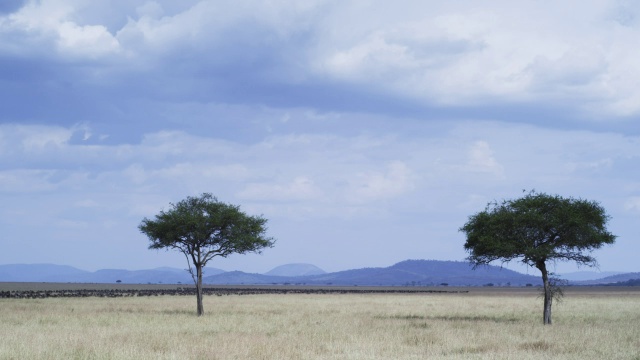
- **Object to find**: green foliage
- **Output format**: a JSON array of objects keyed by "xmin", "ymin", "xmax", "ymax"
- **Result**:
[
  {"xmin": 139, "ymin": 193, "xmax": 275, "ymax": 316},
  {"xmin": 460, "ymin": 191, "xmax": 616, "ymax": 269},
  {"xmin": 460, "ymin": 191, "xmax": 616, "ymax": 324},
  {"xmin": 139, "ymin": 193, "xmax": 275, "ymax": 266}
]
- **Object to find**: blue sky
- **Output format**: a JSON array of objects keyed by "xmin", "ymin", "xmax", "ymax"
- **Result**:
[{"xmin": 1, "ymin": 0, "xmax": 639, "ymax": 275}]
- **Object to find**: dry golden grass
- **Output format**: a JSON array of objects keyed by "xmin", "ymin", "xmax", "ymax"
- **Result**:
[{"xmin": 1, "ymin": 288, "xmax": 639, "ymax": 359}]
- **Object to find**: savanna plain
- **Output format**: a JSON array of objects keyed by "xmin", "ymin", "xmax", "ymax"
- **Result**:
[{"xmin": 1, "ymin": 285, "xmax": 639, "ymax": 360}]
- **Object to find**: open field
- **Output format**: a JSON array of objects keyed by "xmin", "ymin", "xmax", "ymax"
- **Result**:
[{"xmin": 1, "ymin": 286, "xmax": 639, "ymax": 359}]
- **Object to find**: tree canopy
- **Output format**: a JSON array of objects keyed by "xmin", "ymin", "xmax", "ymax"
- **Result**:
[
  {"xmin": 460, "ymin": 191, "xmax": 616, "ymax": 324},
  {"xmin": 139, "ymin": 193, "xmax": 274, "ymax": 316}
]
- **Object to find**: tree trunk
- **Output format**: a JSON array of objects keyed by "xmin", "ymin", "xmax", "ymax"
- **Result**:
[
  {"xmin": 196, "ymin": 264, "xmax": 204, "ymax": 316},
  {"xmin": 537, "ymin": 261, "xmax": 552, "ymax": 325}
]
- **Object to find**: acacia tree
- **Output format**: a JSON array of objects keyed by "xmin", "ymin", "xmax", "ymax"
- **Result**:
[
  {"xmin": 139, "ymin": 193, "xmax": 275, "ymax": 316},
  {"xmin": 460, "ymin": 191, "xmax": 615, "ymax": 325}
]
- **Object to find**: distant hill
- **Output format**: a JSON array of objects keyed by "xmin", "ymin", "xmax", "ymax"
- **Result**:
[
  {"xmin": 305, "ymin": 260, "xmax": 542, "ymax": 286},
  {"xmin": 0, "ymin": 264, "xmax": 88, "ymax": 282},
  {"xmin": 265, "ymin": 263, "xmax": 326, "ymax": 277},
  {"xmin": 572, "ymin": 272, "xmax": 640, "ymax": 285},
  {"xmin": 605, "ymin": 278, "xmax": 640, "ymax": 286},
  {"xmin": 204, "ymin": 260, "xmax": 544, "ymax": 286},
  {"xmin": 3, "ymin": 261, "xmax": 637, "ymax": 286},
  {"xmin": 558, "ymin": 271, "xmax": 624, "ymax": 281},
  {"xmin": 0, "ymin": 264, "xmax": 225, "ymax": 284}
]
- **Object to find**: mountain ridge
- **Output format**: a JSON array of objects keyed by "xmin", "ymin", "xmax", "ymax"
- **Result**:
[
  {"xmin": 1, "ymin": 261, "xmax": 638, "ymax": 286},
  {"xmin": 265, "ymin": 263, "xmax": 326, "ymax": 277},
  {"xmin": 570, "ymin": 272, "xmax": 640, "ymax": 285},
  {"xmin": 557, "ymin": 271, "xmax": 624, "ymax": 281},
  {"xmin": 204, "ymin": 260, "xmax": 544, "ymax": 286},
  {"xmin": 0, "ymin": 264, "xmax": 225, "ymax": 284}
]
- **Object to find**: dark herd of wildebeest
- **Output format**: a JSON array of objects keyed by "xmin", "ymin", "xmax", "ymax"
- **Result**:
[{"xmin": 0, "ymin": 287, "xmax": 467, "ymax": 299}]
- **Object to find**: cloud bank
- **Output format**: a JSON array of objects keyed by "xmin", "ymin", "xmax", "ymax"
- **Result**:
[
  {"xmin": 2, "ymin": 0, "xmax": 640, "ymax": 121},
  {"xmin": 1, "ymin": 119, "xmax": 638, "ymax": 272},
  {"xmin": 0, "ymin": 1, "xmax": 638, "ymax": 273}
]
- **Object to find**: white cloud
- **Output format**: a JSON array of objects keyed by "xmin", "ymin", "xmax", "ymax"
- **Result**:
[
  {"xmin": 57, "ymin": 21, "xmax": 120, "ymax": 58},
  {"xmin": 238, "ymin": 176, "xmax": 322, "ymax": 202},
  {"xmin": 3, "ymin": 121, "xmax": 638, "ymax": 206},
  {"xmin": 0, "ymin": 169, "xmax": 57, "ymax": 192},
  {"xmin": 2, "ymin": 1, "xmax": 640, "ymax": 117},
  {"xmin": 346, "ymin": 161, "xmax": 415, "ymax": 204},
  {"xmin": 150, "ymin": 162, "xmax": 251, "ymax": 188},
  {"xmin": 2, "ymin": 120, "xmax": 640, "ymax": 272},
  {"xmin": 14, "ymin": 125, "xmax": 72, "ymax": 152},
  {"xmin": 113, "ymin": 0, "xmax": 323, "ymax": 64},
  {"xmin": 624, "ymin": 197, "xmax": 640, "ymax": 212},
  {"xmin": 567, "ymin": 158, "xmax": 614, "ymax": 174},
  {"xmin": 2, "ymin": 0, "xmax": 121, "ymax": 59},
  {"xmin": 464, "ymin": 141, "xmax": 504, "ymax": 177},
  {"xmin": 136, "ymin": 1, "xmax": 164, "ymax": 19},
  {"xmin": 313, "ymin": 1, "xmax": 640, "ymax": 116},
  {"xmin": 137, "ymin": 131, "xmax": 240, "ymax": 162}
]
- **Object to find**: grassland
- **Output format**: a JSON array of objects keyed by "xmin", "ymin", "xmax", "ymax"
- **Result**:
[{"xmin": 1, "ymin": 286, "xmax": 638, "ymax": 359}]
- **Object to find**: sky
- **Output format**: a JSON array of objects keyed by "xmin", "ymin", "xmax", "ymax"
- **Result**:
[{"xmin": 1, "ymin": 0, "xmax": 639, "ymax": 276}]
